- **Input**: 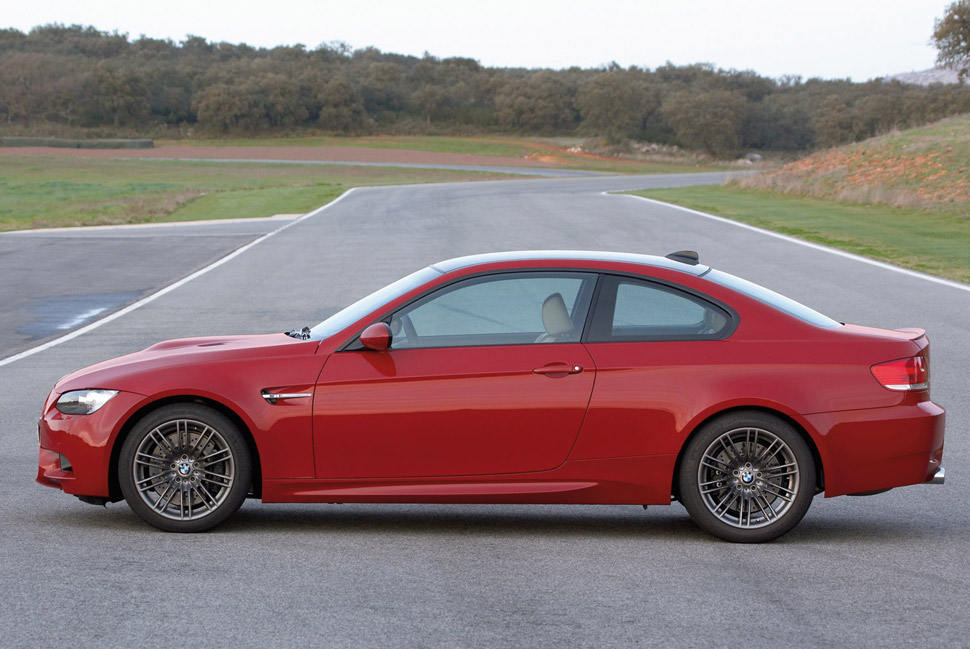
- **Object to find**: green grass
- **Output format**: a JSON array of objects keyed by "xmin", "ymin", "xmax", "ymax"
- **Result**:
[
  {"xmin": 168, "ymin": 135, "xmax": 537, "ymax": 158},
  {"xmin": 0, "ymin": 156, "xmax": 520, "ymax": 231},
  {"xmin": 630, "ymin": 185, "xmax": 970, "ymax": 284},
  {"xmin": 157, "ymin": 185, "xmax": 347, "ymax": 222},
  {"xmin": 161, "ymin": 134, "xmax": 725, "ymax": 174}
]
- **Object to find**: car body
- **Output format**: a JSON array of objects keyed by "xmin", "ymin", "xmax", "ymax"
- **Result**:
[{"xmin": 37, "ymin": 250, "xmax": 946, "ymax": 542}]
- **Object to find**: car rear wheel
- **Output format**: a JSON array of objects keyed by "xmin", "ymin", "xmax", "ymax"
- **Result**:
[
  {"xmin": 119, "ymin": 403, "xmax": 251, "ymax": 532},
  {"xmin": 678, "ymin": 411, "xmax": 816, "ymax": 543}
]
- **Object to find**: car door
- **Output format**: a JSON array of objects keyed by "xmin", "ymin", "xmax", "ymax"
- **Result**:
[
  {"xmin": 571, "ymin": 274, "xmax": 736, "ymax": 460},
  {"xmin": 313, "ymin": 271, "xmax": 598, "ymax": 478}
]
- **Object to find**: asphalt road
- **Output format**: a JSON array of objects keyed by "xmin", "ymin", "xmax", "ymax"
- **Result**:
[{"xmin": 1, "ymin": 171, "xmax": 967, "ymax": 648}]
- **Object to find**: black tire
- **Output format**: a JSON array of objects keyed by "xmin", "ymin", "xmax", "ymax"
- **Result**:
[
  {"xmin": 678, "ymin": 411, "xmax": 816, "ymax": 543},
  {"xmin": 119, "ymin": 403, "xmax": 252, "ymax": 532}
]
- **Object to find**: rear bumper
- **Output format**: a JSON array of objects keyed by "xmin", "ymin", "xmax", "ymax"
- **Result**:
[{"xmin": 804, "ymin": 400, "xmax": 945, "ymax": 497}]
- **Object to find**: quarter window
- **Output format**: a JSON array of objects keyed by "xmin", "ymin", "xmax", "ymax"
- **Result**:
[{"xmin": 588, "ymin": 276, "xmax": 732, "ymax": 342}]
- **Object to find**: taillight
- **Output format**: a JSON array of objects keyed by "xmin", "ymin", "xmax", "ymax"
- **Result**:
[{"xmin": 871, "ymin": 356, "xmax": 928, "ymax": 391}]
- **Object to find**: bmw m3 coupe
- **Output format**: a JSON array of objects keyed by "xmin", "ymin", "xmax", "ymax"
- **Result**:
[{"xmin": 37, "ymin": 250, "xmax": 946, "ymax": 542}]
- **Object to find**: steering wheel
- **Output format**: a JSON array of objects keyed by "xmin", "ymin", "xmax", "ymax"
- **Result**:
[{"xmin": 391, "ymin": 314, "xmax": 421, "ymax": 348}]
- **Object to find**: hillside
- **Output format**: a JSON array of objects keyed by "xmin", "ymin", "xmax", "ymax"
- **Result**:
[
  {"xmin": 886, "ymin": 67, "xmax": 961, "ymax": 86},
  {"xmin": 738, "ymin": 114, "xmax": 970, "ymax": 213}
]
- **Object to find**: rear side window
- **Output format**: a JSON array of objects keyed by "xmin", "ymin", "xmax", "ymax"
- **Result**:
[{"xmin": 587, "ymin": 275, "xmax": 733, "ymax": 342}]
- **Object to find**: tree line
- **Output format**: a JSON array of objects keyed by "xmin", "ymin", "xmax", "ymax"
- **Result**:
[{"xmin": 2, "ymin": 24, "xmax": 970, "ymax": 156}]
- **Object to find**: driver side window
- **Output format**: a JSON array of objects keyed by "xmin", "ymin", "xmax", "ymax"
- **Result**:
[{"xmin": 390, "ymin": 272, "xmax": 595, "ymax": 349}]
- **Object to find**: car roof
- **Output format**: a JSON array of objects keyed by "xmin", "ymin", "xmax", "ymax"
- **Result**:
[{"xmin": 430, "ymin": 250, "xmax": 711, "ymax": 276}]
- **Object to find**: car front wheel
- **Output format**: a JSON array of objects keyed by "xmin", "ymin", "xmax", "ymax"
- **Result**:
[
  {"xmin": 119, "ymin": 403, "xmax": 252, "ymax": 532},
  {"xmin": 678, "ymin": 411, "xmax": 816, "ymax": 543}
]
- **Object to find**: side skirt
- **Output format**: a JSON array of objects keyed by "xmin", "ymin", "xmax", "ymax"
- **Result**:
[{"xmin": 262, "ymin": 455, "xmax": 677, "ymax": 505}]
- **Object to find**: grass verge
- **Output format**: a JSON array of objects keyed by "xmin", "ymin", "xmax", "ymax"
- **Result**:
[
  {"xmin": 0, "ymin": 156, "xmax": 520, "ymax": 231},
  {"xmin": 162, "ymin": 135, "xmax": 725, "ymax": 174},
  {"xmin": 629, "ymin": 185, "xmax": 970, "ymax": 284}
]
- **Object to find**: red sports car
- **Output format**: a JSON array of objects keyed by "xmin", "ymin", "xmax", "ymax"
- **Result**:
[{"xmin": 36, "ymin": 251, "xmax": 945, "ymax": 542}]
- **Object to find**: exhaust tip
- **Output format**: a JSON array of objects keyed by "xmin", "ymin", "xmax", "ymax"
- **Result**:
[{"xmin": 930, "ymin": 467, "xmax": 945, "ymax": 485}]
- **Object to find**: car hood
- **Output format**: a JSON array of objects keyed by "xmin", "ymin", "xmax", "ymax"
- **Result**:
[{"xmin": 54, "ymin": 333, "xmax": 319, "ymax": 394}]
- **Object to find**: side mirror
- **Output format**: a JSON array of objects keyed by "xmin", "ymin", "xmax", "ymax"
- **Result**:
[{"xmin": 359, "ymin": 322, "xmax": 392, "ymax": 351}]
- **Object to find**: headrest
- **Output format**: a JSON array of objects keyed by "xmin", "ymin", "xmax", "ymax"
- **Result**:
[{"xmin": 542, "ymin": 293, "xmax": 573, "ymax": 337}]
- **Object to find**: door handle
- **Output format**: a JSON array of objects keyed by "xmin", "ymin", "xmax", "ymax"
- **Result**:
[{"xmin": 533, "ymin": 364, "xmax": 584, "ymax": 375}]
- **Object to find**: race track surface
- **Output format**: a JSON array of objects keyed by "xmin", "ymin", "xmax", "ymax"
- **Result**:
[{"xmin": 1, "ymin": 171, "xmax": 967, "ymax": 648}]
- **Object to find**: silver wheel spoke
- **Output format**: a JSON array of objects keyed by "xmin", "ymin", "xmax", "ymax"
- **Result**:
[
  {"xmin": 149, "ymin": 429, "xmax": 175, "ymax": 454},
  {"xmin": 763, "ymin": 462, "xmax": 798, "ymax": 475},
  {"xmin": 196, "ymin": 482, "xmax": 219, "ymax": 509},
  {"xmin": 135, "ymin": 452, "xmax": 168, "ymax": 469},
  {"xmin": 199, "ymin": 469, "xmax": 232, "ymax": 485},
  {"xmin": 198, "ymin": 448, "xmax": 232, "ymax": 467},
  {"xmin": 719, "ymin": 437, "xmax": 741, "ymax": 463},
  {"xmin": 754, "ymin": 493, "xmax": 776, "ymax": 521},
  {"xmin": 152, "ymin": 483, "xmax": 178, "ymax": 512},
  {"xmin": 136, "ymin": 473, "xmax": 170, "ymax": 490},
  {"xmin": 701, "ymin": 454, "xmax": 732, "ymax": 471},
  {"xmin": 189, "ymin": 426, "xmax": 215, "ymax": 455},
  {"xmin": 762, "ymin": 484, "xmax": 795, "ymax": 501},
  {"xmin": 712, "ymin": 491, "xmax": 739, "ymax": 518},
  {"xmin": 756, "ymin": 439, "xmax": 782, "ymax": 464}
]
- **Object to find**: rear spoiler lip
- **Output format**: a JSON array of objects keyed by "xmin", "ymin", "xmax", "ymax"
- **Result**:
[
  {"xmin": 895, "ymin": 327, "xmax": 927, "ymax": 340},
  {"xmin": 897, "ymin": 327, "xmax": 929, "ymax": 351},
  {"xmin": 840, "ymin": 324, "xmax": 927, "ymax": 343}
]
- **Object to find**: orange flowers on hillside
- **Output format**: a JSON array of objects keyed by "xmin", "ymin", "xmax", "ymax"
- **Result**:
[{"xmin": 743, "ymin": 132, "xmax": 970, "ymax": 208}]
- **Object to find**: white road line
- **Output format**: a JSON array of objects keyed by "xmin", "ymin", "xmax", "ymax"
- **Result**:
[
  {"xmin": 0, "ymin": 188, "xmax": 359, "ymax": 369},
  {"xmin": 619, "ymin": 193, "xmax": 970, "ymax": 294}
]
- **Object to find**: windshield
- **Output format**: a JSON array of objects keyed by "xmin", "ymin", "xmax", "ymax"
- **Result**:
[
  {"xmin": 704, "ymin": 269, "xmax": 841, "ymax": 328},
  {"xmin": 309, "ymin": 266, "xmax": 443, "ymax": 340}
]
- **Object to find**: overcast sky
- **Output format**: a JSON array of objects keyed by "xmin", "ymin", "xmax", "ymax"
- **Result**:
[{"xmin": 3, "ymin": 0, "xmax": 947, "ymax": 81}]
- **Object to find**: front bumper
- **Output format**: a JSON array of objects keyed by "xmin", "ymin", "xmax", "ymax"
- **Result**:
[{"xmin": 36, "ymin": 390, "xmax": 148, "ymax": 497}]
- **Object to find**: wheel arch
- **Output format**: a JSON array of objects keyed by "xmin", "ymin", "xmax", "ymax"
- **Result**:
[
  {"xmin": 108, "ymin": 395, "xmax": 263, "ymax": 502},
  {"xmin": 671, "ymin": 405, "xmax": 824, "ymax": 501}
]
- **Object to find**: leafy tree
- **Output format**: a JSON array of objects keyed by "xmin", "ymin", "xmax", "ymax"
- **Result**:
[
  {"xmin": 577, "ymin": 70, "xmax": 655, "ymax": 142},
  {"xmin": 812, "ymin": 95, "xmax": 854, "ymax": 147},
  {"xmin": 359, "ymin": 61, "xmax": 407, "ymax": 117},
  {"xmin": 86, "ymin": 60, "xmax": 149, "ymax": 127},
  {"xmin": 741, "ymin": 94, "xmax": 813, "ymax": 150},
  {"xmin": 317, "ymin": 75, "xmax": 365, "ymax": 132},
  {"xmin": 411, "ymin": 84, "xmax": 446, "ymax": 124},
  {"xmin": 0, "ymin": 52, "xmax": 86, "ymax": 125},
  {"xmin": 495, "ymin": 71, "xmax": 577, "ymax": 133},
  {"xmin": 933, "ymin": 1, "xmax": 970, "ymax": 79},
  {"xmin": 192, "ymin": 83, "xmax": 256, "ymax": 131},
  {"xmin": 661, "ymin": 90, "xmax": 749, "ymax": 155}
]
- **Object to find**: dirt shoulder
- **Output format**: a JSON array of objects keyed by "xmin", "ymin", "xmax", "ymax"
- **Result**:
[{"xmin": 0, "ymin": 144, "xmax": 555, "ymax": 168}]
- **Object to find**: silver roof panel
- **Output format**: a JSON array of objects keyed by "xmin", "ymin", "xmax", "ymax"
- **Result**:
[{"xmin": 431, "ymin": 250, "xmax": 710, "ymax": 276}]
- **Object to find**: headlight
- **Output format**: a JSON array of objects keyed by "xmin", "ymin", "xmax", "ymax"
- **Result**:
[{"xmin": 55, "ymin": 390, "xmax": 119, "ymax": 415}]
